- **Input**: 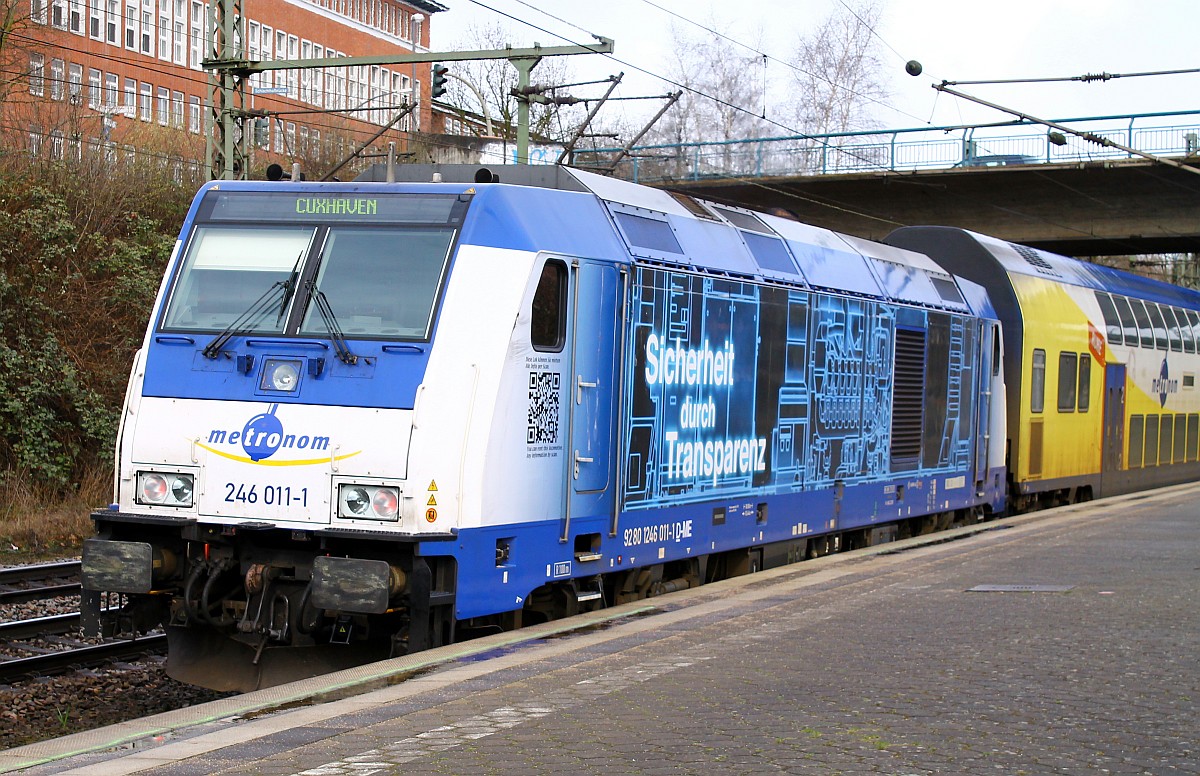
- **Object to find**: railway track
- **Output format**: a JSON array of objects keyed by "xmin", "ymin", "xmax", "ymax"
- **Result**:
[
  {"xmin": 0, "ymin": 560, "xmax": 83, "ymax": 604},
  {"xmin": 0, "ymin": 560, "xmax": 167, "ymax": 683}
]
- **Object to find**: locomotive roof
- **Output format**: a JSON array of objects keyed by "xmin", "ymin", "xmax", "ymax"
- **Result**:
[{"xmin": 354, "ymin": 163, "xmax": 981, "ymax": 316}]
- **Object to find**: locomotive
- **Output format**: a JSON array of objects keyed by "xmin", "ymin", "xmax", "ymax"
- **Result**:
[{"xmin": 80, "ymin": 164, "xmax": 1200, "ymax": 691}]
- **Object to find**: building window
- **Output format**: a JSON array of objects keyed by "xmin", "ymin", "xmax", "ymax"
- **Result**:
[
  {"xmin": 29, "ymin": 126, "xmax": 43, "ymax": 157},
  {"xmin": 188, "ymin": 95, "xmax": 200, "ymax": 133},
  {"xmin": 105, "ymin": 72, "xmax": 118, "ymax": 107},
  {"xmin": 141, "ymin": 8, "xmax": 152, "ymax": 53},
  {"xmin": 312, "ymin": 44, "xmax": 324, "ymax": 105},
  {"xmin": 276, "ymin": 30, "xmax": 287, "ymax": 92},
  {"xmin": 29, "ymin": 53, "xmax": 45, "ymax": 97},
  {"xmin": 190, "ymin": 0, "xmax": 203, "ymax": 68},
  {"xmin": 173, "ymin": 0, "xmax": 184, "ymax": 62},
  {"xmin": 106, "ymin": 0, "xmax": 118, "ymax": 43},
  {"xmin": 139, "ymin": 81, "xmax": 152, "ymax": 120},
  {"xmin": 70, "ymin": 0, "xmax": 83, "ymax": 32},
  {"xmin": 32, "ymin": 0, "xmax": 47, "ymax": 23},
  {"xmin": 260, "ymin": 25, "xmax": 272, "ymax": 87},
  {"xmin": 287, "ymin": 34, "xmax": 298, "ymax": 97},
  {"xmin": 89, "ymin": 0, "xmax": 101, "ymax": 37},
  {"xmin": 87, "ymin": 67, "xmax": 101, "ymax": 107},
  {"xmin": 49, "ymin": 58, "xmax": 64, "ymax": 100},
  {"xmin": 51, "ymin": 0, "xmax": 66, "ymax": 26},
  {"xmin": 124, "ymin": 2, "xmax": 136, "ymax": 49},
  {"xmin": 300, "ymin": 39, "xmax": 311, "ymax": 102},
  {"xmin": 68, "ymin": 63, "xmax": 82, "ymax": 103},
  {"xmin": 124, "ymin": 77, "xmax": 136, "ymax": 112},
  {"xmin": 171, "ymin": 90, "xmax": 183, "ymax": 127},
  {"xmin": 159, "ymin": 1, "xmax": 169, "ymax": 60},
  {"xmin": 156, "ymin": 86, "xmax": 169, "ymax": 124}
]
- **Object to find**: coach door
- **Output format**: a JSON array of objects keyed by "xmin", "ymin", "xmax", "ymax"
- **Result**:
[
  {"xmin": 1101, "ymin": 363, "xmax": 1126, "ymax": 494},
  {"xmin": 562, "ymin": 259, "xmax": 621, "ymax": 541}
]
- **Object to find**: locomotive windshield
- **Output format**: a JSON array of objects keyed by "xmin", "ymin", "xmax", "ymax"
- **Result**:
[{"xmin": 160, "ymin": 191, "xmax": 464, "ymax": 341}]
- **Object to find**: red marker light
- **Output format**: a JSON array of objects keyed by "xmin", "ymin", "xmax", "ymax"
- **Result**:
[{"xmin": 372, "ymin": 488, "xmax": 398, "ymax": 518}]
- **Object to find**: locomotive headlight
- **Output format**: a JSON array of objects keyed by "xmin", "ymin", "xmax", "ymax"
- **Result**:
[
  {"xmin": 337, "ymin": 484, "xmax": 401, "ymax": 521},
  {"xmin": 341, "ymin": 487, "xmax": 371, "ymax": 516},
  {"xmin": 260, "ymin": 358, "xmax": 303, "ymax": 393},
  {"xmin": 136, "ymin": 471, "xmax": 194, "ymax": 507},
  {"xmin": 170, "ymin": 475, "xmax": 193, "ymax": 504}
]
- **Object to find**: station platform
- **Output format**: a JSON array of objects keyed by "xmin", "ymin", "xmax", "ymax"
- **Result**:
[{"xmin": 4, "ymin": 483, "xmax": 1197, "ymax": 775}]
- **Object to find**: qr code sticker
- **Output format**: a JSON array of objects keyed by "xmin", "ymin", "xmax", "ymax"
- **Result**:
[{"xmin": 527, "ymin": 371, "xmax": 561, "ymax": 444}]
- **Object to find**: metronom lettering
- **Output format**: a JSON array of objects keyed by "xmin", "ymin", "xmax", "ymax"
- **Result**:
[
  {"xmin": 207, "ymin": 429, "xmax": 331, "ymax": 450},
  {"xmin": 294, "ymin": 197, "xmax": 378, "ymax": 216}
]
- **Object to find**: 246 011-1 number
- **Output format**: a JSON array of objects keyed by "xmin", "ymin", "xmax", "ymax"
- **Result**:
[{"xmin": 224, "ymin": 482, "xmax": 308, "ymax": 507}]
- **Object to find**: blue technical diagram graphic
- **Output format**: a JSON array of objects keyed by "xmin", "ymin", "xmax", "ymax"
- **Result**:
[{"xmin": 622, "ymin": 266, "xmax": 981, "ymax": 510}]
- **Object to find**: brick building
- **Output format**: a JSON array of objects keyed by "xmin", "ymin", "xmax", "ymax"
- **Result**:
[{"xmin": 14, "ymin": 0, "xmax": 448, "ymax": 177}]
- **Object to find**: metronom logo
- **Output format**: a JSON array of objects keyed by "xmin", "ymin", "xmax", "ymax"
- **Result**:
[{"xmin": 199, "ymin": 404, "xmax": 337, "ymax": 464}]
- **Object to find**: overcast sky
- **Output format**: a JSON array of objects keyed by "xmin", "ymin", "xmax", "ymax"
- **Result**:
[{"xmin": 430, "ymin": 0, "xmax": 1199, "ymax": 133}]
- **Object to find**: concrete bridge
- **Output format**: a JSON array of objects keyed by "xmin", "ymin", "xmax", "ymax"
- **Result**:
[{"xmin": 581, "ymin": 111, "xmax": 1200, "ymax": 256}]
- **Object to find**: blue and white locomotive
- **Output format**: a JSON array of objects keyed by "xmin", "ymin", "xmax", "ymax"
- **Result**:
[{"xmin": 82, "ymin": 165, "xmax": 1006, "ymax": 691}]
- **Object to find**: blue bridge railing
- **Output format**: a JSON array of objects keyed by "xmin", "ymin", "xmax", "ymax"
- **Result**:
[{"xmin": 573, "ymin": 111, "xmax": 1200, "ymax": 183}]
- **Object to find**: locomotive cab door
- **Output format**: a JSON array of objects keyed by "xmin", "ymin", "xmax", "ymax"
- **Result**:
[{"xmin": 562, "ymin": 259, "xmax": 622, "ymax": 541}]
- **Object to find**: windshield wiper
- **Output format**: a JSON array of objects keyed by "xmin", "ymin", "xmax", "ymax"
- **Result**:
[
  {"xmin": 277, "ymin": 252, "xmax": 304, "ymax": 324},
  {"xmin": 202, "ymin": 282, "xmax": 287, "ymax": 359},
  {"xmin": 308, "ymin": 284, "xmax": 358, "ymax": 365}
]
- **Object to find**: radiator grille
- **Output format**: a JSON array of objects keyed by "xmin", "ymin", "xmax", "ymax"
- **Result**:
[{"xmin": 891, "ymin": 329, "xmax": 925, "ymax": 470}]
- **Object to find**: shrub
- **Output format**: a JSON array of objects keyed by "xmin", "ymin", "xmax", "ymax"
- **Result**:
[{"xmin": 0, "ymin": 158, "xmax": 190, "ymax": 496}]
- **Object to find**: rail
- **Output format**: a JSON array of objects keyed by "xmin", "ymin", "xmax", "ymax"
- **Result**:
[
  {"xmin": 571, "ymin": 110, "xmax": 1200, "ymax": 183},
  {"xmin": 0, "ymin": 560, "xmax": 82, "ymax": 605}
]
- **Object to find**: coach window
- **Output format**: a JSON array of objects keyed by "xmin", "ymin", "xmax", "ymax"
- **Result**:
[
  {"xmin": 1095, "ymin": 292, "xmax": 1123, "ymax": 346},
  {"xmin": 1077, "ymin": 353, "xmax": 1090, "ymax": 412},
  {"xmin": 1128, "ymin": 415, "xmax": 1144, "ymax": 467},
  {"xmin": 1057, "ymin": 352, "xmax": 1077, "ymax": 412},
  {"xmin": 1186, "ymin": 310, "xmax": 1200, "ymax": 352},
  {"xmin": 1131, "ymin": 299, "xmax": 1154, "ymax": 349},
  {"xmin": 1114, "ymin": 295, "xmax": 1139, "ymax": 348},
  {"xmin": 1147, "ymin": 303, "xmax": 1176, "ymax": 352},
  {"xmin": 1031, "ymin": 349, "xmax": 1046, "ymax": 413},
  {"xmin": 531, "ymin": 260, "xmax": 566, "ymax": 351},
  {"xmin": 1147, "ymin": 302, "xmax": 1169, "ymax": 350},
  {"xmin": 1158, "ymin": 304, "xmax": 1182, "ymax": 352},
  {"xmin": 1177, "ymin": 308, "xmax": 1195, "ymax": 353}
]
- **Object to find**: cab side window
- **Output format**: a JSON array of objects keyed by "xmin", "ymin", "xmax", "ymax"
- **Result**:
[{"xmin": 531, "ymin": 260, "xmax": 567, "ymax": 351}]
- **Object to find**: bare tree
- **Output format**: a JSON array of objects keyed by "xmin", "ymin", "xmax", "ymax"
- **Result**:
[
  {"xmin": 442, "ymin": 22, "xmax": 578, "ymax": 142},
  {"xmin": 634, "ymin": 22, "xmax": 772, "ymax": 178},
  {"xmin": 655, "ymin": 22, "xmax": 771, "ymax": 144},
  {"xmin": 789, "ymin": 0, "xmax": 888, "ymax": 137},
  {"xmin": 631, "ymin": 4, "xmax": 887, "ymax": 179}
]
